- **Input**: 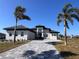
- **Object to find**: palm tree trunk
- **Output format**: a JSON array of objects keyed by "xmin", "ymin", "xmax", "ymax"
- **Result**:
[
  {"xmin": 14, "ymin": 18, "xmax": 18, "ymax": 43},
  {"xmin": 64, "ymin": 19, "xmax": 67, "ymax": 45}
]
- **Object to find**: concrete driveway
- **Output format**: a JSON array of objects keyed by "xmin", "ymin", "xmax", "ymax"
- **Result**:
[{"xmin": 0, "ymin": 40, "xmax": 63, "ymax": 59}]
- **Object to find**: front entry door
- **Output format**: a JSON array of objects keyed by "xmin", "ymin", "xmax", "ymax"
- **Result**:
[{"xmin": 38, "ymin": 33, "xmax": 42, "ymax": 39}]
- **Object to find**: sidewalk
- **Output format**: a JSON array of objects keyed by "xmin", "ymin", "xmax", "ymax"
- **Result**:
[{"xmin": 0, "ymin": 40, "xmax": 63, "ymax": 59}]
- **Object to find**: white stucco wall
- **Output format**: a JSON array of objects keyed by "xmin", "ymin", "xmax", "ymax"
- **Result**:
[
  {"xmin": 46, "ymin": 33, "xmax": 57, "ymax": 40},
  {"xmin": 6, "ymin": 30, "xmax": 35, "ymax": 41}
]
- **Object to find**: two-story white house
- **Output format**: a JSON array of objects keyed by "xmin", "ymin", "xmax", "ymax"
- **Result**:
[{"xmin": 4, "ymin": 25, "xmax": 59, "ymax": 41}]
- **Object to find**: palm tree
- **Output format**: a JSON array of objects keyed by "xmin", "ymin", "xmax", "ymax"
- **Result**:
[
  {"xmin": 57, "ymin": 3, "xmax": 79, "ymax": 45},
  {"xmin": 14, "ymin": 6, "xmax": 31, "ymax": 43}
]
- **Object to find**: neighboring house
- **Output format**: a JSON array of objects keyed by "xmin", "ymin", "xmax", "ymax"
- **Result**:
[
  {"xmin": 0, "ymin": 33, "xmax": 5, "ymax": 41},
  {"xmin": 4, "ymin": 25, "xmax": 59, "ymax": 41}
]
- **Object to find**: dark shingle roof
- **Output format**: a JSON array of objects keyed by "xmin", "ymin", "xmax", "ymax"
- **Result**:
[
  {"xmin": 0, "ymin": 33, "xmax": 5, "ymax": 36},
  {"xmin": 4, "ymin": 25, "xmax": 59, "ymax": 33},
  {"xmin": 36, "ymin": 25, "xmax": 45, "ymax": 28},
  {"xmin": 4, "ymin": 25, "xmax": 27, "ymax": 30},
  {"xmin": 4, "ymin": 25, "xmax": 35, "ymax": 33},
  {"xmin": 32, "ymin": 25, "xmax": 59, "ymax": 33},
  {"xmin": 50, "ymin": 30, "xmax": 59, "ymax": 33}
]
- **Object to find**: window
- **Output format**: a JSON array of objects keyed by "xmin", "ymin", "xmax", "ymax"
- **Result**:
[
  {"xmin": 21, "ymin": 32, "xmax": 24, "ymax": 36},
  {"xmin": 52, "ymin": 33, "xmax": 57, "ymax": 36},
  {"xmin": 9, "ymin": 33, "xmax": 12, "ymax": 36}
]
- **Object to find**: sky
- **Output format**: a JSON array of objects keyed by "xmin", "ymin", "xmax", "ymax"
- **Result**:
[{"xmin": 0, "ymin": 0, "xmax": 79, "ymax": 36}]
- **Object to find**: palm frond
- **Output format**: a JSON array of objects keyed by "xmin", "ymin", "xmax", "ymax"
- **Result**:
[
  {"xmin": 15, "ymin": 6, "xmax": 25, "ymax": 13},
  {"xmin": 14, "ymin": 6, "xmax": 26, "ymax": 18},
  {"xmin": 22, "ymin": 15, "xmax": 31, "ymax": 20},
  {"xmin": 75, "ymin": 8, "xmax": 79, "ymax": 14},
  {"xmin": 14, "ymin": 6, "xmax": 31, "ymax": 21},
  {"xmin": 67, "ymin": 14, "xmax": 73, "ymax": 25},
  {"xmin": 57, "ymin": 13, "xmax": 63, "ymax": 26},
  {"xmin": 66, "ymin": 21, "xmax": 69, "ymax": 29},
  {"xmin": 67, "ymin": 8, "xmax": 77, "ymax": 13},
  {"xmin": 57, "ymin": 19, "xmax": 62, "ymax": 26},
  {"xmin": 58, "ymin": 13, "xmax": 64, "ymax": 19},
  {"xmin": 71, "ymin": 14, "xmax": 79, "ymax": 22},
  {"xmin": 63, "ymin": 3, "xmax": 72, "ymax": 13}
]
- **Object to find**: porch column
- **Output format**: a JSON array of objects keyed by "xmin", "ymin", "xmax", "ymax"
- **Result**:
[
  {"xmin": 42, "ymin": 33, "xmax": 43, "ymax": 37},
  {"xmin": 37, "ymin": 28, "xmax": 38, "ymax": 35},
  {"xmin": 42, "ymin": 29, "xmax": 43, "ymax": 37}
]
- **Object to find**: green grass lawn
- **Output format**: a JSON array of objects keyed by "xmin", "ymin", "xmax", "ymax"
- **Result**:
[
  {"xmin": 0, "ymin": 40, "xmax": 30, "ymax": 53},
  {"xmin": 54, "ymin": 38, "xmax": 79, "ymax": 59}
]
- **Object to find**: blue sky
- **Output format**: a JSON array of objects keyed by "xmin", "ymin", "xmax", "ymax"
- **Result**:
[{"xmin": 0, "ymin": 0, "xmax": 79, "ymax": 36}]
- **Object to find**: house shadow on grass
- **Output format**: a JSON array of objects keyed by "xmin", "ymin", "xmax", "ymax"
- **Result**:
[
  {"xmin": 60, "ymin": 51, "xmax": 79, "ymax": 58},
  {"xmin": 22, "ymin": 50, "xmax": 62, "ymax": 59}
]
